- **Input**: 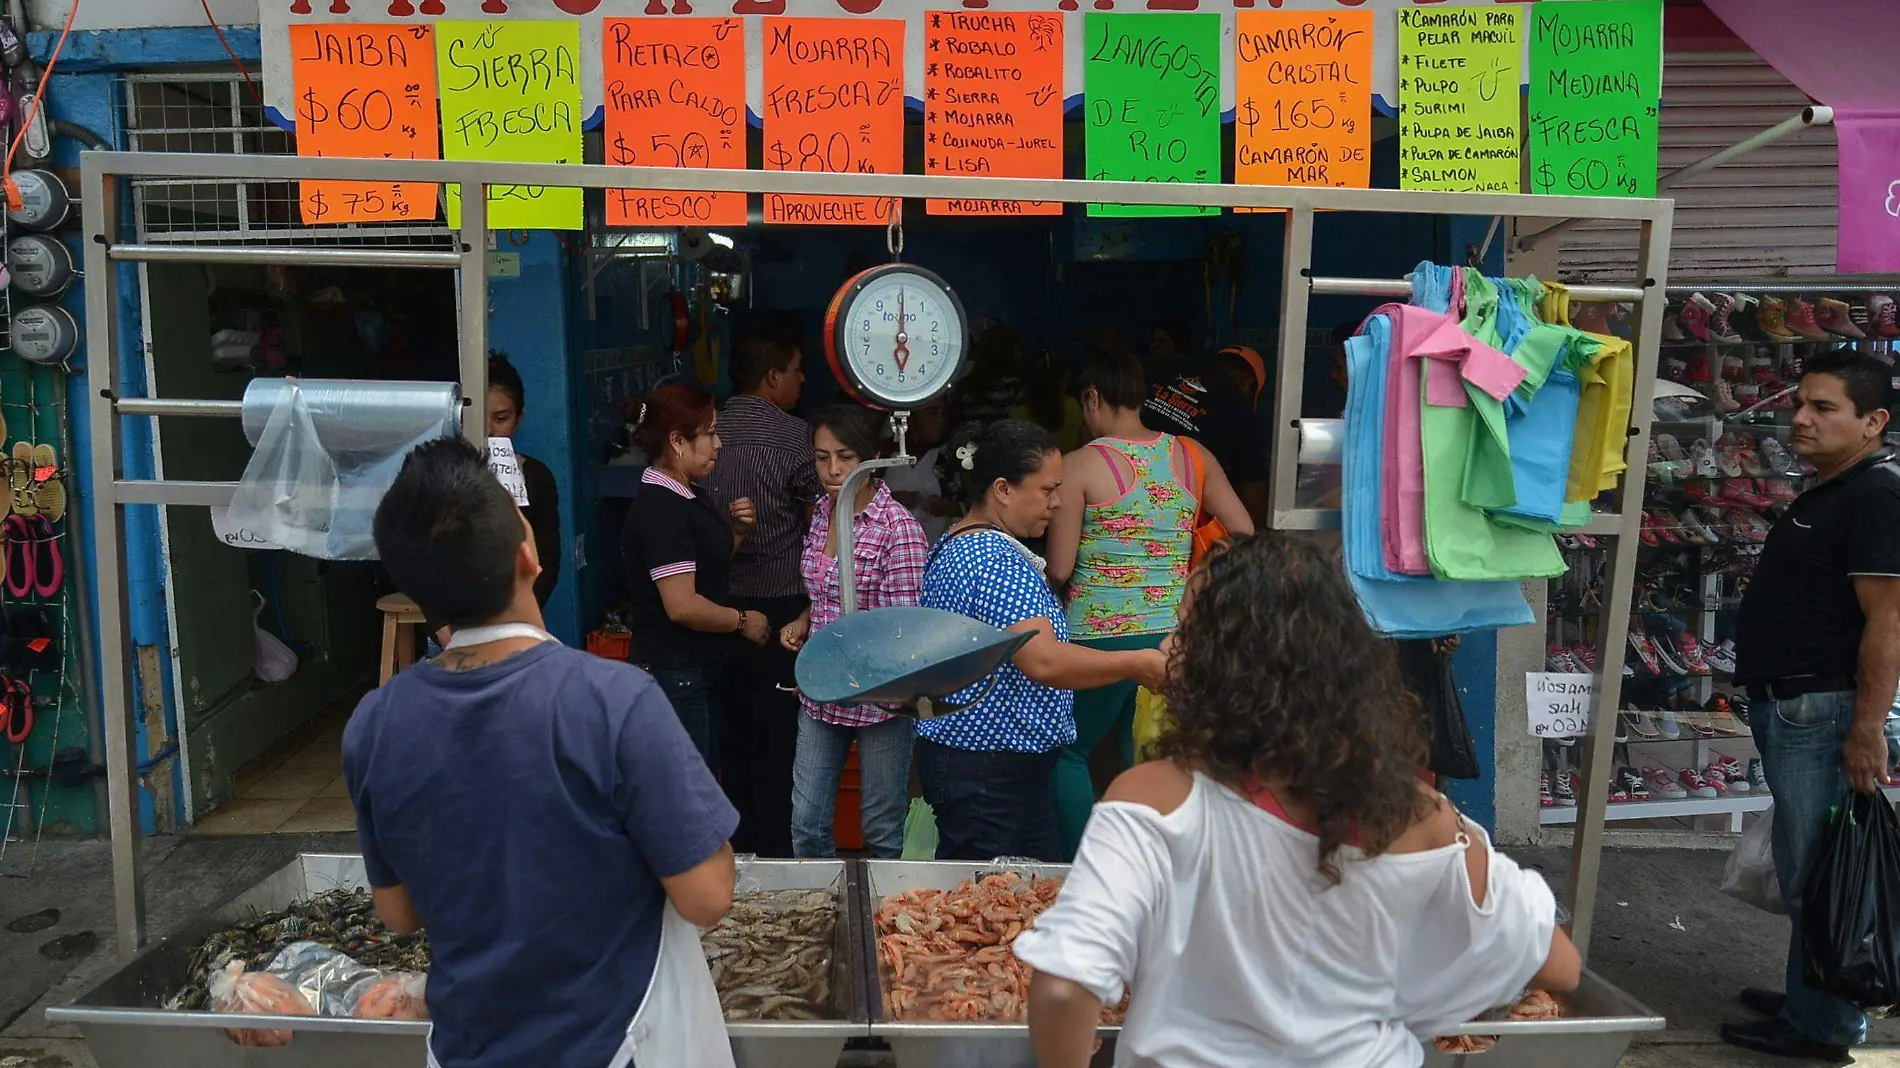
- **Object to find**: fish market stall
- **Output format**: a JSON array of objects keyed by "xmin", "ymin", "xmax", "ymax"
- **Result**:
[
  {"xmin": 861, "ymin": 860, "xmax": 1663, "ymax": 1068},
  {"xmin": 49, "ymin": 854, "xmax": 868, "ymax": 1068}
]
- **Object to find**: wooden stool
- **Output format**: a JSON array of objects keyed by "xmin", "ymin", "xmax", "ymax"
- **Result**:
[{"xmin": 377, "ymin": 593, "xmax": 427, "ymax": 684}]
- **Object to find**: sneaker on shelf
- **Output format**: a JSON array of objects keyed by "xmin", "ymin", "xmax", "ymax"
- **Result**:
[
  {"xmin": 1750, "ymin": 354, "xmax": 1778, "ymax": 384},
  {"xmin": 1716, "ymin": 434, "xmax": 1747, "ymax": 477},
  {"xmin": 1707, "ymin": 293, "xmax": 1746, "ymax": 344},
  {"xmin": 1685, "ymin": 350, "xmax": 1715, "ymax": 383},
  {"xmin": 1645, "ymin": 766, "xmax": 1689, "ymax": 800},
  {"xmin": 1619, "ymin": 766, "xmax": 1652, "ymax": 802},
  {"xmin": 1700, "ymin": 764, "xmax": 1730, "ymax": 795},
  {"xmin": 1547, "ymin": 643, "xmax": 1583, "ymax": 673},
  {"xmin": 1628, "ymin": 630, "xmax": 1665, "ymax": 676},
  {"xmin": 1736, "ymin": 438, "xmax": 1768, "ymax": 477},
  {"xmin": 1761, "ymin": 478, "xmax": 1800, "ymax": 504},
  {"xmin": 1613, "ymin": 714, "xmax": 1631, "ymax": 744},
  {"xmin": 1722, "ymin": 479, "xmax": 1776, "ymax": 510},
  {"xmin": 1870, "ymin": 294, "xmax": 1900, "ymax": 339},
  {"xmin": 1552, "ymin": 771, "xmax": 1578, "ymax": 807},
  {"xmin": 1764, "ymin": 380, "xmax": 1797, "ymax": 410},
  {"xmin": 1850, "ymin": 302, "xmax": 1874, "ymax": 336},
  {"xmin": 1705, "ymin": 696, "xmax": 1742, "ymax": 735},
  {"xmin": 1787, "ymin": 297, "xmax": 1830, "ymax": 340},
  {"xmin": 1756, "ymin": 298, "xmax": 1802, "ymax": 343},
  {"xmin": 1713, "ymin": 754, "xmax": 1751, "ymax": 794},
  {"xmin": 1741, "ymin": 512, "xmax": 1775, "ymax": 544},
  {"xmin": 1684, "ymin": 708, "xmax": 1718, "ymax": 739},
  {"xmin": 1678, "ymin": 293, "xmax": 1716, "ymax": 342},
  {"xmin": 1608, "ymin": 778, "xmax": 1630, "ymax": 804},
  {"xmin": 1759, "ymin": 435, "xmax": 1802, "ymax": 477},
  {"xmin": 1621, "ymin": 709, "xmax": 1660, "ymax": 741},
  {"xmin": 1691, "ymin": 438, "xmax": 1721, "ymax": 478},
  {"xmin": 1540, "ymin": 771, "xmax": 1554, "ymax": 808},
  {"xmin": 1749, "ymin": 758, "xmax": 1771, "ymax": 795},
  {"xmin": 1570, "ymin": 643, "xmax": 1599, "ymax": 673},
  {"xmin": 1662, "ymin": 356, "xmax": 1692, "ymax": 386},
  {"xmin": 1680, "ymin": 510, "xmax": 1718, "ymax": 546},
  {"xmin": 1732, "ymin": 694, "xmax": 1752, "ymax": 728},
  {"xmin": 1657, "ymin": 707, "xmax": 1684, "ymax": 740},
  {"xmin": 1706, "ymin": 639, "xmax": 1738, "ymax": 675},
  {"xmin": 1709, "ymin": 380, "xmax": 1741, "ymax": 414},
  {"xmin": 1734, "ymin": 381, "xmax": 1762, "ymax": 409},
  {"xmin": 1818, "ymin": 298, "xmax": 1867, "ymax": 340},
  {"xmin": 1679, "ymin": 767, "xmax": 1720, "ymax": 799},
  {"xmin": 1677, "ymin": 633, "xmax": 1713, "ymax": 676},
  {"xmin": 1661, "ymin": 309, "xmax": 1689, "ymax": 343}
]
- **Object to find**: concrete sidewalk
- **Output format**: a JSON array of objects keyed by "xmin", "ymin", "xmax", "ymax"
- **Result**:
[{"xmin": 3, "ymin": 836, "xmax": 1899, "ymax": 1066}]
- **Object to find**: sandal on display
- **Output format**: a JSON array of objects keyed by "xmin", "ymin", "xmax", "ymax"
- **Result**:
[
  {"xmin": 3, "ymin": 514, "xmax": 30, "ymax": 599},
  {"xmin": 29, "ymin": 515, "xmax": 63, "ymax": 598},
  {"xmin": 0, "ymin": 675, "xmax": 29, "ymax": 744}
]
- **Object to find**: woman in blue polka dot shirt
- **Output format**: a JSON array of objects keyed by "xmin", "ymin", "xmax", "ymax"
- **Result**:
[{"xmin": 920, "ymin": 419, "xmax": 1169, "ymax": 860}]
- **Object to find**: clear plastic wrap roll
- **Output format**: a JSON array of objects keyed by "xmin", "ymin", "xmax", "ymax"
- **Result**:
[{"xmin": 222, "ymin": 378, "xmax": 461, "ymax": 560}]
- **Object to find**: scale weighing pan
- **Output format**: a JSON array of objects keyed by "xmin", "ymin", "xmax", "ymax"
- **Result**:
[{"xmin": 795, "ymin": 605, "xmax": 1031, "ymax": 706}]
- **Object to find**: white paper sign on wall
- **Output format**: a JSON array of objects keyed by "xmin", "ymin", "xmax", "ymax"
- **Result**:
[
  {"xmin": 488, "ymin": 437, "xmax": 530, "ymax": 506},
  {"xmin": 1527, "ymin": 672, "xmax": 1597, "ymax": 739}
]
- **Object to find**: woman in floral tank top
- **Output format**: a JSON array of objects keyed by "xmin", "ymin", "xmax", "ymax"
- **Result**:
[{"xmin": 1046, "ymin": 351, "xmax": 1254, "ymax": 859}]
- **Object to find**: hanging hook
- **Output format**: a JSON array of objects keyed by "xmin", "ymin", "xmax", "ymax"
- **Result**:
[{"xmin": 886, "ymin": 201, "xmax": 905, "ymax": 260}]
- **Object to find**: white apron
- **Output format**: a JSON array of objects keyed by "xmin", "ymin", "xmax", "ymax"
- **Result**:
[{"xmin": 607, "ymin": 901, "xmax": 736, "ymax": 1068}]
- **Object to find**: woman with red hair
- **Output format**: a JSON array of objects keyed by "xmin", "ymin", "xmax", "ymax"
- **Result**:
[{"xmin": 621, "ymin": 383, "xmax": 767, "ymax": 767}]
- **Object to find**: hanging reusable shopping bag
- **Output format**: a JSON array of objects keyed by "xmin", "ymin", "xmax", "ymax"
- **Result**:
[
  {"xmin": 901, "ymin": 798, "xmax": 939, "ymax": 861},
  {"xmin": 1801, "ymin": 791, "xmax": 1900, "ymax": 1011}
]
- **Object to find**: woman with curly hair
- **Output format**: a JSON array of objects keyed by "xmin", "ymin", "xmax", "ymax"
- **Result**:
[{"xmin": 1015, "ymin": 533, "xmax": 1579, "ymax": 1068}]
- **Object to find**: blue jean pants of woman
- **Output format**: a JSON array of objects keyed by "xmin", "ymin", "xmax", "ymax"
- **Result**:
[
  {"xmin": 645, "ymin": 663, "xmax": 723, "ymax": 773},
  {"xmin": 790, "ymin": 712, "xmax": 916, "ymax": 859},
  {"xmin": 917, "ymin": 738, "xmax": 1060, "ymax": 862}
]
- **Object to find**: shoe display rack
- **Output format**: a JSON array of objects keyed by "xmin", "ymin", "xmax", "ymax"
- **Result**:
[{"xmin": 1541, "ymin": 287, "xmax": 1898, "ymax": 831}]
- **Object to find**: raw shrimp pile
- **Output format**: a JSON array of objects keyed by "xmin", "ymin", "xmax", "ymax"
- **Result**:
[
  {"xmin": 1431, "ymin": 989, "xmax": 1565, "ymax": 1053},
  {"xmin": 874, "ymin": 873, "xmax": 1126, "ymax": 1024},
  {"xmin": 700, "ymin": 888, "xmax": 838, "ymax": 1021}
]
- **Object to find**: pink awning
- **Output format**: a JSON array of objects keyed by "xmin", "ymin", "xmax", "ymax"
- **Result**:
[{"xmin": 1703, "ymin": 0, "xmax": 1900, "ymax": 273}]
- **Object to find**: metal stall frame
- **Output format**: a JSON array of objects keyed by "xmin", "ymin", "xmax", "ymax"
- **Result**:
[{"xmin": 81, "ymin": 151, "xmax": 1672, "ymax": 960}]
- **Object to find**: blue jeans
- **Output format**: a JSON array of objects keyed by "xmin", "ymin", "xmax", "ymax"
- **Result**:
[
  {"xmin": 1750, "ymin": 688, "xmax": 1871, "ymax": 1046},
  {"xmin": 791, "ymin": 712, "xmax": 916, "ymax": 859},
  {"xmin": 917, "ymin": 739, "xmax": 1060, "ymax": 862},
  {"xmin": 646, "ymin": 664, "xmax": 723, "ymax": 773}
]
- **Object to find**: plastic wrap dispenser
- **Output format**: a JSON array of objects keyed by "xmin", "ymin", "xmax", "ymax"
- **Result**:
[{"xmin": 793, "ymin": 415, "xmax": 1030, "ymax": 714}]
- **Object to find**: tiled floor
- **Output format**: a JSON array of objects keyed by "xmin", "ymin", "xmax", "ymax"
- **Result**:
[{"xmin": 195, "ymin": 698, "xmax": 359, "ymax": 835}]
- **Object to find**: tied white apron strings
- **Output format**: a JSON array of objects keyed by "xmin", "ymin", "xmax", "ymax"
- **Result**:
[
  {"xmin": 607, "ymin": 902, "xmax": 735, "ymax": 1068},
  {"xmin": 442, "ymin": 623, "xmax": 556, "ymax": 649}
]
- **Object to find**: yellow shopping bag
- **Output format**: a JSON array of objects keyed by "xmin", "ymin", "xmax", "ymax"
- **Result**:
[{"xmin": 1132, "ymin": 686, "xmax": 1170, "ymax": 761}]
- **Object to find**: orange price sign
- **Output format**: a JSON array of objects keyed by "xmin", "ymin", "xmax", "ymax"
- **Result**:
[
  {"xmin": 761, "ymin": 18, "xmax": 905, "ymax": 227},
  {"xmin": 1233, "ymin": 10, "xmax": 1373, "ymax": 203},
  {"xmin": 290, "ymin": 24, "xmax": 440, "ymax": 225},
  {"xmin": 924, "ymin": 11, "xmax": 1063, "ymax": 217},
  {"xmin": 603, "ymin": 18, "xmax": 747, "ymax": 227}
]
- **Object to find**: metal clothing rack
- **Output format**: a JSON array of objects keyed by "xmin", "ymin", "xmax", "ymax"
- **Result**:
[{"xmin": 80, "ymin": 151, "xmax": 1672, "ymax": 962}]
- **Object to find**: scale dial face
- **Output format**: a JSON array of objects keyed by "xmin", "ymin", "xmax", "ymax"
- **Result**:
[{"xmin": 825, "ymin": 264, "xmax": 968, "ymax": 411}]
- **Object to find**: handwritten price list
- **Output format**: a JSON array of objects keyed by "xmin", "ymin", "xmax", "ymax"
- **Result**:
[
  {"xmin": 603, "ymin": 18, "xmax": 747, "ymax": 227},
  {"xmin": 1084, "ymin": 13, "xmax": 1221, "ymax": 217},
  {"xmin": 1398, "ymin": 6, "xmax": 1522, "ymax": 193},
  {"xmin": 1528, "ymin": 0, "xmax": 1661, "ymax": 197},
  {"xmin": 1526, "ymin": 672, "xmax": 1597, "ymax": 739},
  {"xmin": 438, "ymin": 20, "xmax": 584, "ymax": 230},
  {"xmin": 290, "ymin": 25, "xmax": 440, "ymax": 225},
  {"xmin": 762, "ymin": 19, "xmax": 905, "ymax": 227},
  {"xmin": 1234, "ymin": 10, "xmax": 1372, "ymax": 202},
  {"xmin": 923, "ymin": 11, "xmax": 1063, "ymax": 218}
]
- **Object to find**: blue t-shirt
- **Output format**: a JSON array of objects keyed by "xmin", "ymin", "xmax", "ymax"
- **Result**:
[
  {"xmin": 918, "ymin": 531, "xmax": 1076, "ymax": 753},
  {"xmin": 342, "ymin": 643, "xmax": 737, "ymax": 1068}
]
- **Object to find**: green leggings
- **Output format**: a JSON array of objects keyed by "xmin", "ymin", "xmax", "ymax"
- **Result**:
[{"xmin": 1052, "ymin": 633, "xmax": 1167, "ymax": 861}]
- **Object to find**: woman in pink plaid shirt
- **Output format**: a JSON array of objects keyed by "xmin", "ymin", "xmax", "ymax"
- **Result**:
[{"xmin": 781, "ymin": 406, "xmax": 930, "ymax": 858}]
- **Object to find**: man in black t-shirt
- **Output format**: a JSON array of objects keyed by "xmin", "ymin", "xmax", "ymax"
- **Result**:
[{"xmin": 1722, "ymin": 350, "xmax": 1900, "ymax": 1060}]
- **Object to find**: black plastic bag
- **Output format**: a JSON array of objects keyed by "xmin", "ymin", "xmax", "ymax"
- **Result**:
[
  {"xmin": 1396, "ymin": 640, "xmax": 1480, "ymax": 781},
  {"xmin": 1801, "ymin": 791, "xmax": 1900, "ymax": 1012}
]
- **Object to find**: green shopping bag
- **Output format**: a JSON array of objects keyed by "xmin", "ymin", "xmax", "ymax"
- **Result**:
[{"xmin": 902, "ymin": 798, "xmax": 939, "ymax": 860}]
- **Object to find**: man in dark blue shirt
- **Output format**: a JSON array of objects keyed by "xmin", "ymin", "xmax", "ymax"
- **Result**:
[{"xmin": 346, "ymin": 438, "xmax": 739, "ymax": 1068}]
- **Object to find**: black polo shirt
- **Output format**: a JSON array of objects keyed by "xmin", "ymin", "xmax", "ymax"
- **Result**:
[
  {"xmin": 621, "ymin": 468, "xmax": 737, "ymax": 670},
  {"xmin": 1141, "ymin": 356, "xmax": 1270, "ymax": 485},
  {"xmin": 1734, "ymin": 448, "xmax": 1900, "ymax": 686}
]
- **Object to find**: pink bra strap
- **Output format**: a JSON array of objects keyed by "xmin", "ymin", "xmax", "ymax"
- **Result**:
[{"xmin": 1090, "ymin": 441, "xmax": 1132, "ymax": 497}]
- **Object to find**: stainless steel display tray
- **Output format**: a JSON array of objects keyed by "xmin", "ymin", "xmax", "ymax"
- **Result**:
[
  {"xmin": 49, "ymin": 854, "xmax": 868, "ymax": 1068},
  {"xmin": 860, "ymin": 859, "xmax": 1664, "ymax": 1068}
]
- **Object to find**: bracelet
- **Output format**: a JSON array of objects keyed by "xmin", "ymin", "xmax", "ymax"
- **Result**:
[{"xmin": 733, "ymin": 609, "xmax": 747, "ymax": 633}]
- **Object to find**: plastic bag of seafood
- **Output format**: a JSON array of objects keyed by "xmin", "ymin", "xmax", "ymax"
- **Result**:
[
  {"xmin": 344, "ymin": 972, "xmax": 429, "ymax": 1019},
  {"xmin": 207, "ymin": 960, "xmax": 315, "ymax": 1047},
  {"xmin": 262, "ymin": 941, "xmax": 385, "ymax": 1016}
]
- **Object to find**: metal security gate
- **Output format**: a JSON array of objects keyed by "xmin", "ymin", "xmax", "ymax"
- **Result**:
[
  {"xmin": 1560, "ymin": 51, "xmax": 1837, "ymax": 284},
  {"xmin": 80, "ymin": 152, "xmax": 1672, "ymax": 967}
]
